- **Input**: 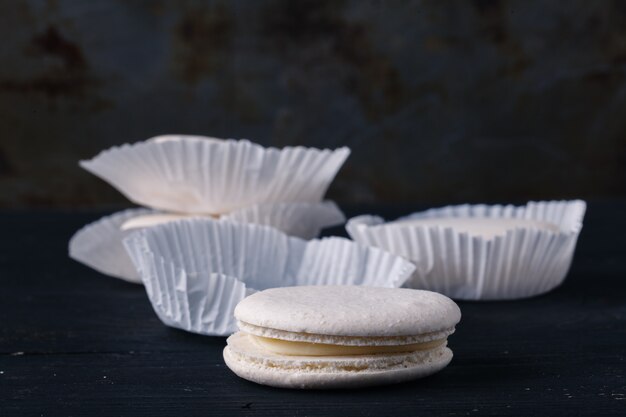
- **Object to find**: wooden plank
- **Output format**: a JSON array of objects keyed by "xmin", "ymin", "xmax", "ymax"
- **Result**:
[{"xmin": 0, "ymin": 203, "xmax": 625, "ymax": 416}]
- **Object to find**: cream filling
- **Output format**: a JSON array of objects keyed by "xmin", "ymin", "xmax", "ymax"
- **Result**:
[
  {"xmin": 250, "ymin": 334, "xmax": 446, "ymax": 357},
  {"xmin": 238, "ymin": 321, "xmax": 454, "ymax": 346}
]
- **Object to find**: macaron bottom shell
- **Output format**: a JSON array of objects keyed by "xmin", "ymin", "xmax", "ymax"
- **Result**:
[{"xmin": 223, "ymin": 332, "xmax": 453, "ymax": 389}]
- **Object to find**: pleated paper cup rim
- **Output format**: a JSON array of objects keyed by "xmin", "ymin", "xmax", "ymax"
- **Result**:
[
  {"xmin": 123, "ymin": 218, "xmax": 416, "ymax": 336},
  {"xmin": 346, "ymin": 200, "xmax": 586, "ymax": 300},
  {"xmin": 349, "ymin": 200, "xmax": 586, "ymax": 236},
  {"xmin": 223, "ymin": 200, "xmax": 345, "ymax": 240},
  {"xmin": 121, "ymin": 201, "xmax": 344, "ymax": 237},
  {"xmin": 69, "ymin": 200, "xmax": 346, "ymax": 283},
  {"xmin": 80, "ymin": 135, "xmax": 350, "ymax": 214},
  {"xmin": 69, "ymin": 208, "xmax": 156, "ymax": 283}
]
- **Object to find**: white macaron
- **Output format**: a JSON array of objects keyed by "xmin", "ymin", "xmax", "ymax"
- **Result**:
[{"xmin": 223, "ymin": 286, "xmax": 461, "ymax": 389}]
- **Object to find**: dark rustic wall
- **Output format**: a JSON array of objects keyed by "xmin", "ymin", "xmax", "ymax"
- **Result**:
[{"xmin": 0, "ymin": 0, "xmax": 624, "ymax": 208}]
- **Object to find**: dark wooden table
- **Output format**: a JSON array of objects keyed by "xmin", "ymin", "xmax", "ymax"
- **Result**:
[{"xmin": 1, "ymin": 202, "xmax": 625, "ymax": 416}]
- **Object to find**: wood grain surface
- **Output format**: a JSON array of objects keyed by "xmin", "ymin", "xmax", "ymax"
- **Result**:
[{"xmin": 1, "ymin": 203, "xmax": 625, "ymax": 416}]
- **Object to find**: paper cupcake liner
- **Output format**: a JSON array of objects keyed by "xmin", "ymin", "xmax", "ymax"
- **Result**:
[
  {"xmin": 123, "ymin": 218, "xmax": 416, "ymax": 336},
  {"xmin": 223, "ymin": 200, "xmax": 345, "ymax": 240},
  {"xmin": 69, "ymin": 201, "xmax": 346, "ymax": 283},
  {"xmin": 69, "ymin": 208, "xmax": 156, "ymax": 283},
  {"xmin": 121, "ymin": 201, "xmax": 344, "ymax": 238},
  {"xmin": 346, "ymin": 200, "xmax": 586, "ymax": 300},
  {"xmin": 120, "ymin": 213, "xmax": 210, "ymax": 231},
  {"xmin": 80, "ymin": 135, "xmax": 350, "ymax": 214}
]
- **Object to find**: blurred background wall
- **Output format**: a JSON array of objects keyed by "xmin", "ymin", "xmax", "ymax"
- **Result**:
[{"xmin": 0, "ymin": 0, "xmax": 624, "ymax": 208}]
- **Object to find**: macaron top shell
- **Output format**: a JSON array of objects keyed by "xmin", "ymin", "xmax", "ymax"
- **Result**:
[{"xmin": 234, "ymin": 286, "xmax": 461, "ymax": 338}]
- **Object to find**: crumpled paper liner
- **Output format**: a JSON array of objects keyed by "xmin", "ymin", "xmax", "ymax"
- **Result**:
[
  {"xmin": 69, "ymin": 208, "xmax": 155, "ymax": 283},
  {"xmin": 123, "ymin": 218, "xmax": 417, "ymax": 336},
  {"xmin": 80, "ymin": 135, "xmax": 350, "ymax": 214},
  {"xmin": 69, "ymin": 201, "xmax": 346, "ymax": 283},
  {"xmin": 223, "ymin": 200, "xmax": 345, "ymax": 240},
  {"xmin": 346, "ymin": 200, "xmax": 586, "ymax": 300}
]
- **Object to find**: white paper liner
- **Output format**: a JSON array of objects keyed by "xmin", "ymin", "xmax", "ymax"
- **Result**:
[
  {"xmin": 223, "ymin": 201, "xmax": 345, "ymax": 239},
  {"xmin": 69, "ymin": 208, "xmax": 156, "ymax": 283},
  {"xmin": 122, "ymin": 201, "xmax": 344, "ymax": 239},
  {"xmin": 123, "ymin": 218, "xmax": 416, "ymax": 336},
  {"xmin": 80, "ymin": 135, "xmax": 350, "ymax": 214},
  {"xmin": 120, "ymin": 213, "xmax": 208, "ymax": 231},
  {"xmin": 69, "ymin": 201, "xmax": 346, "ymax": 283},
  {"xmin": 346, "ymin": 200, "xmax": 586, "ymax": 300}
]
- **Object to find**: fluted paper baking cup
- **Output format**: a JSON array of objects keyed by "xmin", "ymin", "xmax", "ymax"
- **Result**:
[
  {"xmin": 80, "ymin": 135, "xmax": 350, "ymax": 214},
  {"xmin": 69, "ymin": 201, "xmax": 346, "ymax": 283},
  {"xmin": 122, "ymin": 201, "xmax": 345, "ymax": 240},
  {"xmin": 346, "ymin": 200, "xmax": 586, "ymax": 300},
  {"xmin": 123, "ymin": 218, "xmax": 416, "ymax": 336},
  {"xmin": 223, "ymin": 200, "xmax": 345, "ymax": 239},
  {"xmin": 119, "ymin": 203, "xmax": 345, "ymax": 237},
  {"xmin": 69, "ymin": 208, "xmax": 155, "ymax": 283}
]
